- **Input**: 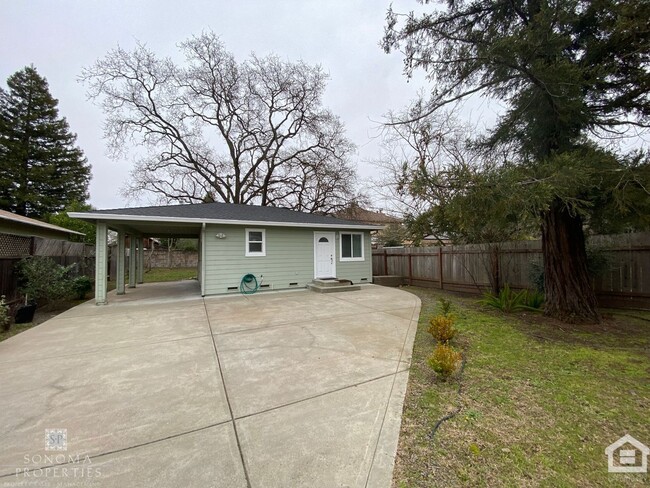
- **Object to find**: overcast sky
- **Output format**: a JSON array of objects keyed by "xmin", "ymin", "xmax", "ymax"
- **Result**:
[{"xmin": 0, "ymin": 0, "xmax": 483, "ymax": 211}]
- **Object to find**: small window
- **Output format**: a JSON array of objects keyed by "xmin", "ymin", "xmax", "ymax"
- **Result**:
[
  {"xmin": 319, "ymin": 237, "xmax": 329, "ymax": 243},
  {"xmin": 245, "ymin": 228, "xmax": 266, "ymax": 257},
  {"xmin": 340, "ymin": 232, "xmax": 364, "ymax": 261}
]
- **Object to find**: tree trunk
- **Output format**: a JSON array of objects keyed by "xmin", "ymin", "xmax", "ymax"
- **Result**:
[{"xmin": 541, "ymin": 200, "xmax": 601, "ymax": 323}]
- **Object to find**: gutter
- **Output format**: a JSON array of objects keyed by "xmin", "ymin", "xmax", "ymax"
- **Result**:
[{"xmin": 68, "ymin": 212, "xmax": 384, "ymax": 231}]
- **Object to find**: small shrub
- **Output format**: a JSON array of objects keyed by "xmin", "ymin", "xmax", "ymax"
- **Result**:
[
  {"xmin": 17, "ymin": 257, "xmax": 75, "ymax": 304},
  {"xmin": 480, "ymin": 284, "xmax": 543, "ymax": 313},
  {"xmin": 438, "ymin": 297, "xmax": 453, "ymax": 316},
  {"xmin": 0, "ymin": 295, "xmax": 10, "ymax": 331},
  {"xmin": 71, "ymin": 276, "xmax": 92, "ymax": 300},
  {"xmin": 522, "ymin": 289, "xmax": 545, "ymax": 309},
  {"xmin": 428, "ymin": 315, "xmax": 456, "ymax": 343},
  {"xmin": 428, "ymin": 343, "xmax": 462, "ymax": 379}
]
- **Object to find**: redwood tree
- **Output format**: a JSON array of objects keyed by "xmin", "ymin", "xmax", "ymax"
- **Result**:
[
  {"xmin": 383, "ymin": 0, "xmax": 650, "ymax": 323},
  {"xmin": 0, "ymin": 66, "xmax": 90, "ymax": 218}
]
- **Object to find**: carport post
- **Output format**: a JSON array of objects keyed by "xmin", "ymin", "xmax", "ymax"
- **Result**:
[
  {"xmin": 95, "ymin": 222, "xmax": 108, "ymax": 305},
  {"xmin": 128, "ymin": 237, "xmax": 137, "ymax": 288},
  {"xmin": 137, "ymin": 237, "xmax": 144, "ymax": 284},
  {"xmin": 116, "ymin": 232, "xmax": 126, "ymax": 295}
]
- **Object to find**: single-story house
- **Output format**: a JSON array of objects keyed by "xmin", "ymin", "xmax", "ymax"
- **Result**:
[{"xmin": 69, "ymin": 202, "xmax": 382, "ymax": 304}]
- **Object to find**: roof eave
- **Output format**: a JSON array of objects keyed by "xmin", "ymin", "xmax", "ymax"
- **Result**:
[{"xmin": 68, "ymin": 212, "xmax": 384, "ymax": 231}]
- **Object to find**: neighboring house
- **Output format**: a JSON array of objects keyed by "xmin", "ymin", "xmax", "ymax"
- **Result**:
[
  {"xmin": 70, "ymin": 202, "xmax": 381, "ymax": 304},
  {"xmin": 0, "ymin": 209, "xmax": 85, "ymax": 243},
  {"xmin": 0, "ymin": 210, "xmax": 86, "ymax": 299},
  {"xmin": 334, "ymin": 203, "xmax": 401, "ymax": 226}
]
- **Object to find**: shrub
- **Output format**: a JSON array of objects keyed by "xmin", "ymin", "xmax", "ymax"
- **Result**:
[
  {"xmin": 71, "ymin": 276, "xmax": 93, "ymax": 300},
  {"xmin": 428, "ymin": 343, "xmax": 462, "ymax": 379},
  {"xmin": 17, "ymin": 257, "xmax": 75, "ymax": 304},
  {"xmin": 523, "ymin": 289, "xmax": 545, "ymax": 309},
  {"xmin": 438, "ymin": 296, "xmax": 453, "ymax": 316},
  {"xmin": 480, "ymin": 284, "xmax": 544, "ymax": 313},
  {"xmin": 428, "ymin": 315, "xmax": 456, "ymax": 343},
  {"xmin": 0, "ymin": 295, "xmax": 10, "ymax": 331}
]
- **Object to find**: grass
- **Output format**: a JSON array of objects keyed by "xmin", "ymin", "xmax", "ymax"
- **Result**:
[
  {"xmin": 108, "ymin": 267, "xmax": 197, "ymax": 291},
  {"xmin": 142, "ymin": 267, "xmax": 196, "ymax": 283},
  {"xmin": 394, "ymin": 287, "xmax": 650, "ymax": 487}
]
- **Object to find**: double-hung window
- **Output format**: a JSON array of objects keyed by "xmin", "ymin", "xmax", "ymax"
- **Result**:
[
  {"xmin": 340, "ymin": 232, "xmax": 364, "ymax": 261},
  {"xmin": 245, "ymin": 229, "xmax": 266, "ymax": 257}
]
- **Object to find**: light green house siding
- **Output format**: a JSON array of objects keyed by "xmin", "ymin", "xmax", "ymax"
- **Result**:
[{"xmin": 203, "ymin": 224, "xmax": 372, "ymax": 295}]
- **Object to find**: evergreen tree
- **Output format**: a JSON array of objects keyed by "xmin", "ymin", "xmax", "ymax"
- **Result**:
[
  {"xmin": 0, "ymin": 66, "xmax": 90, "ymax": 218},
  {"xmin": 383, "ymin": 0, "xmax": 650, "ymax": 323}
]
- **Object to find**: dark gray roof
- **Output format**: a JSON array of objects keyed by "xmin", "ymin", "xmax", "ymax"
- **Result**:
[{"xmin": 91, "ymin": 202, "xmax": 374, "ymax": 227}]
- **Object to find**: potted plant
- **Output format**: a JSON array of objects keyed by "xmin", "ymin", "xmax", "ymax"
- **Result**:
[{"xmin": 14, "ymin": 294, "xmax": 37, "ymax": 324}]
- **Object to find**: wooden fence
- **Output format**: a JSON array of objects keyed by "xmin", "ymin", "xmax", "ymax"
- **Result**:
[
  {"xmin": 0, "ymin": 234, "xmax": 95, "ymax": 301},
  {"xmin": 372, "ymin": 232, "xmax": 650, "ymax": 309}
]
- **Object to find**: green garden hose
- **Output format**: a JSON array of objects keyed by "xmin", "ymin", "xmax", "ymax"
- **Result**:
[{"xmin": 240, "ymin": 273, "xmax": 259, "ymax": 295}]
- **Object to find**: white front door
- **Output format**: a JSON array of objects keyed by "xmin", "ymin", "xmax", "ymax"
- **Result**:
[{"xmin": 314, "ymin": 232, "xmax": 336, "ymax": 278}]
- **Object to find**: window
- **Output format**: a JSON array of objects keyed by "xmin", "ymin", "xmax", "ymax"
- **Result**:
[
  {"xmin": 245, "ymin": 228, "xmax": 266, "ymax": 256},
  {"xmin": 340, "ymin": 232, "xmax": 364, "ymax": 261}
]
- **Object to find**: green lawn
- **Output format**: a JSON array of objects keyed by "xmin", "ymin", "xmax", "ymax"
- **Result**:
[
  {"xmin": 108, "ymin": 267, "xmax": 197, "ymax": 291},
  {"xmin": 394, "ymin": 287, "xmax": 650, "ymax": 487},
  {"xmin": 142, "ymin": 267, "xmax": 197, "ymax": 282}
]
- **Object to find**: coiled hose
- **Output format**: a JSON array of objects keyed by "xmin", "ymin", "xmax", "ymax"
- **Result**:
[{"xmin": 240, "ymin": 273, "xmax": 259, "ymax": 295}]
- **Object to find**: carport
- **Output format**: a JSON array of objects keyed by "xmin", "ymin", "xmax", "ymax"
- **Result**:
[{"xmin": 73, "ymin": 214, "xmax": 203, "ymax": 304}]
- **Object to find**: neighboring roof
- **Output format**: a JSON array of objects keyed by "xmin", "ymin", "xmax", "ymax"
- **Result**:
[
  {"xmin": 334, "ymin": 204, "xmax": 401, "ymax": 226},
  {"xmin": 69, "ymin": 202, "xmax": 382, "ymax": 232},
  {"xmin": 0, "ymin": 209, "xmax": 84, "ymax": 240}
]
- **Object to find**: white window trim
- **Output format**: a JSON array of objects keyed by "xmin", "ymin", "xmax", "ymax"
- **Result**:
[
  {"xmin": 245, "ymin": 228, "xmax": 266, "ymax": 257},
  {"xmin": 339, "ymin": 231, "xmax": 364, "ymax": 262}
]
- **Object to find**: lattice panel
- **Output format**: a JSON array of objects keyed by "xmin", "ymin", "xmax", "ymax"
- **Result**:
[{"xmin": 0, "ymin": 233, "xmax": 32, "ymax": 258}]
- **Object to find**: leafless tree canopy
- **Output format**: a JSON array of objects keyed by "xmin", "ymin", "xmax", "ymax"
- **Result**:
[{"xmin": 82, "ymin": 32, "xmax": 357, "ymax": 212}]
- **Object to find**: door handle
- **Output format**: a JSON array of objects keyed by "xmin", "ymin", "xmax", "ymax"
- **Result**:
[{"xmin": 330, "ymin": 255, "xmax": 333, "ymax": 264}]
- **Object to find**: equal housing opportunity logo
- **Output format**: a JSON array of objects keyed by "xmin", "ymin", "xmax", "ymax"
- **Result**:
[
  {"xmin": 13, "ymin": 429, "xmax": 101, "ymax": 484},
  {"xmin": 606, "ymin": 434, "xmax": 649, "ymax": 474}
]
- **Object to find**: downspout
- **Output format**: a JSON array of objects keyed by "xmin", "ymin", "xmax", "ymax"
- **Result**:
[{"xmin": 201, "ymin": 223, "xmax": 206, "ymax": 297}]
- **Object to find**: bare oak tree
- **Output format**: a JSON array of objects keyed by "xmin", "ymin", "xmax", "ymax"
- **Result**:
[{"xmin": 82, "ymin": 32, "xmax": 356, "ymax": 212}]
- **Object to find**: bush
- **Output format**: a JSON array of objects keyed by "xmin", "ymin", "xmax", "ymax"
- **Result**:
[
  {"xmin": 438, "ymin": 297, "xmax": 453, "ymax": 316},
  {"xmin": 480, "ymin": 284, "xmax": 544, "ymax": 313},
  {"xmin": 428, "ymin": 343, "xmax": 462, "ymax": 379},
  {"xmin": 17, "ymin": 257, "xmax": 75, "ymax": 304},
  {"xmin": 428, "ymin": 315, "xmax": 456, "ymax": 343},
  {"xmin": 71, "ymin": 276, "xmax": 92, "ymax": 300},
  {"xmin": 0, "ymin": 295, "xmax": 10, "ymax": 331}
]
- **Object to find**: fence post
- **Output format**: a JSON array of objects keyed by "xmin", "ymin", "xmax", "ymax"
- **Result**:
[
  {"xmin": 383, "ymin": 250, "xmax": 388, "ymax": 275},
  {"xmin": 408, "ymin": 253, "xmax": 413, "ymax": 285},
  {"xmin": 438, "ymin": 248, "xmax": 444, "ymax": 290}
]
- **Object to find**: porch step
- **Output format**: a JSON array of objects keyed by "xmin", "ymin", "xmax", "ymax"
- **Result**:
[{"xmin": 308, "ymin": 278, "xmax": 361, "ymax": 293}]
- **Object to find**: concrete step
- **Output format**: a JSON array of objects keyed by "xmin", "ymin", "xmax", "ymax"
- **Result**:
[
  {"xmin": 312, "ymin": 278, "xmax": 354, "ymax": 287},
  {"xmin": 307, "ymin": 283, "xmax": 361, "ymax": 293},
  {"xmin": 373, "ymin": 275, "xmax": 404, "ymax": 287}
]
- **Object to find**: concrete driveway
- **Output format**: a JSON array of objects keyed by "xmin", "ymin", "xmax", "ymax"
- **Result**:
[{"xmin": 0, "ymin": 282, "xmax": 420, "ymax": 488}]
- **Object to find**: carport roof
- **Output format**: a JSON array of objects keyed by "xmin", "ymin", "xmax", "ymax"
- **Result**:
[{"xmin": 69, "ymin": 202, "xmax": 383, "ymax": 236}]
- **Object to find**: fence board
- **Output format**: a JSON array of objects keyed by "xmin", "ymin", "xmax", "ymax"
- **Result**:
[{"xmin": 372, "ymin": 232, "xmax": 650, "ymax": 309}]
